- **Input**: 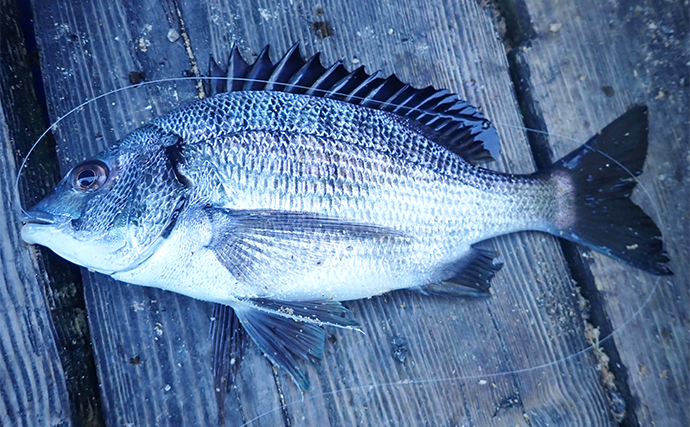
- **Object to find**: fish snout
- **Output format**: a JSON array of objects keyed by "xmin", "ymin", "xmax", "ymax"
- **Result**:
[
  {"xmin": 20, "ymin": 210, "xmax": 70, "ymax": 246},
  {"xmin": 21, "ymin": 210, "xmax": 59, "ymax": 225}
]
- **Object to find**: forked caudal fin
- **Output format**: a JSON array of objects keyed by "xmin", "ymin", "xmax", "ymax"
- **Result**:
[{"xmin": 546, "ymin": 105, "xmax": 672, "ymax": 275}]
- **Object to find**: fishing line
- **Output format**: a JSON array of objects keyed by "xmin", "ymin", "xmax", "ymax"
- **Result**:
[
  {"xmin": 14, "ymin": 74, "xmax": 577, "ymax": 214},
  {"xmin": 242, "ymin": 146, "xmax": 669, "ymax": 425},
  {"xmin": 240, "ymin": 275, "xmax": 664, "ymax": 426},
  {"xmin": 239, "ymin": 109, "xmax": 669, "ymax": 424},
  {"xmin": 16, "ymin": 74, "xmax": 667, "ymax": 421}
]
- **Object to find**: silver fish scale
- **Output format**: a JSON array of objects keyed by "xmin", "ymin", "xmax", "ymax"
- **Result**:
[
  {"xmin": 155, "ymin": 92, "xmax": 482, "ymax": 183},
  {"xmin": 151, "ymin": 91, "xmax": 558, "ymax": 290}
]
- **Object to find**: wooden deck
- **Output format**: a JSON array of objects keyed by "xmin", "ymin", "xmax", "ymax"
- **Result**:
[{"xmin": 1, "ymin": 0, "xmax": 687, "ymax": 426}]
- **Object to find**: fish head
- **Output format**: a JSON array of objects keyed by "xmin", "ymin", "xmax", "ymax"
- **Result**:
[{"xmin": 21, "ymin": 125, "xmax": 188, "ymax": 274}]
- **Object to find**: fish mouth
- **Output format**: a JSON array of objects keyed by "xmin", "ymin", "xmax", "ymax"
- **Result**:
[
  {"xmin": 21, "ymin": 210, "xmax": 59, "ymax": 225},
  {"xmin": 21, "ymin": 210, "xmax": 72, "ymax": 246}
]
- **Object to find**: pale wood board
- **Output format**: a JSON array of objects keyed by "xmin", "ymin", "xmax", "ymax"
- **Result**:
[{"xmin": 512, "ymin": 0, "xmax": 689, "ymax": 425}]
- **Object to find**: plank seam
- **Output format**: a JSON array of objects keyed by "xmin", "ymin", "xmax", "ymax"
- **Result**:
[{"xmin": 490, "ymin": 0, "xmax": 643, "ymax": 425}]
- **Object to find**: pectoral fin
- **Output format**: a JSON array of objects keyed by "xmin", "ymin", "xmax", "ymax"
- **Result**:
[
  {"xmin": 205, "ymin": 207, "xmax": 404, "ymax": 285},
  {"xmin": 232, "ymin": 299, "xmax": 360, "ymax": 390}
]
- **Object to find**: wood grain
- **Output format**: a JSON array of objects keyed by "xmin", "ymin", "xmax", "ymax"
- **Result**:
[
  {"xmin": 0, "ymin": 12, "xmax": 72, "ymax": 426},
  {"xmin": 510, "ymin": 0, "xmax": 689, "ymax": 424},
  {"xmin": 0, "ymin": 0, "xmax": 105, "ymax": 424},
  {"xmin": 0, "ymin": 100, "xmax": 73, "ymax": 427},
  {"xmin": 19, "ymin": 0, "xmax": 686, "ymax": 425}
]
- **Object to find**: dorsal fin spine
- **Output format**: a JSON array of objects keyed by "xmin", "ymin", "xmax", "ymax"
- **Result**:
[
  {"xmin": 345, "ymin": 70, "xmax": 382, "ymax": 103},
  {"xmin": 242, "ymin": 46, "xmax": 272, "ymax": 91},
  {"xmin": 265, "ymin": 43, "xmax": 301, "ymax": 91},
  {"xmin": 208, "ymin": 43, "xmax": 502, "ymax": 163}
]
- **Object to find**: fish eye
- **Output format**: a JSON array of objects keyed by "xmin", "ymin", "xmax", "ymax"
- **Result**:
[{"xmin": 70, "ymin": 160, "xmax": 109, "ymax": 192}]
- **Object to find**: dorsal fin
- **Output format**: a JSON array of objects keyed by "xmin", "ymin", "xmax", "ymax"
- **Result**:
[{"xmin": 205, "ymin": 43, "xmax": 501, "ymax": 163}]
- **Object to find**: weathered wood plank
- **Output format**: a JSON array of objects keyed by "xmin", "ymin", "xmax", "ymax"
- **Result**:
[
  {"xmin": 0, "ymin": 101, "xmax": 72, "ymax": 427},
  {"xmin": 0, "ymin": 2, "xmax": 73, "ymax": 424},
  {"xmin": 508, "ymin": 0, "xmax": 689, "ymax": 424},
  {"xmin": 28, "ymin": 2, "xmax": 220, "ymax": 425},
  {"xmin": 21, "ymin": 0, "xmax": 650, "ymax": 425}
]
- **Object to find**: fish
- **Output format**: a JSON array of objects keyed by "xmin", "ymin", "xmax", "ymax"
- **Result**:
[{"xmin": 20, "ymin": 44, "xmax": 671, "ymax": 391}]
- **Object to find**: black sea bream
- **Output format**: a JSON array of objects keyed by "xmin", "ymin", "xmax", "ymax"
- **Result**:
[{"xmin": 21, "ymin": 45, "xmax": 671, "ymax": 390}]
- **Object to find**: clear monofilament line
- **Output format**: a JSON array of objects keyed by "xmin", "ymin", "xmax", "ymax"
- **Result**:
[
  {"xmin": 16, "ymin": 75, "xmax": 665, "ymax": 415},
  {"xmin": 14, "ymin": 75, "xmax": 578, "ymax": 214}
]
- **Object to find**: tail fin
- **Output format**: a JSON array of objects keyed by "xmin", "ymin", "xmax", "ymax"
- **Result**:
[{"xmin": 548, "ymin": 106, "xmax": 672, "ymax": 275}]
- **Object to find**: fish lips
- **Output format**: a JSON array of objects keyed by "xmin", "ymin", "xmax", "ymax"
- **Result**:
[
  {"xmin": 21, "ymin": 210, "xmax": 59, "ymax": 225},
  {"xmin": 20, "ymin": 210, "xmax": 70, "ymax": 245},
  {"xmin": 20, "ymin": 208, "xmax": 130, "ymax": 274}
]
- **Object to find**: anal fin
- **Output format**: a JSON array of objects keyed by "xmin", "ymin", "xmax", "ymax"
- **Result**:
[{"xmin": 421, "ymin": 246, "xmax": 504, "ymax": 297}]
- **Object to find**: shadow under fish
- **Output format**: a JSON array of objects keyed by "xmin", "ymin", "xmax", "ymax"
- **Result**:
[{"xmin": 21, "ymin": 44, "xmax": 672, "ymax": 397}]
